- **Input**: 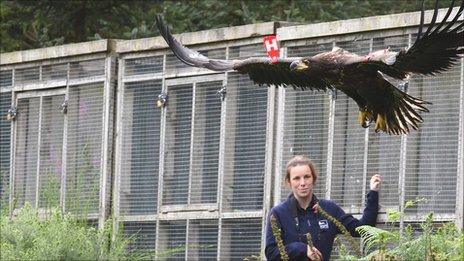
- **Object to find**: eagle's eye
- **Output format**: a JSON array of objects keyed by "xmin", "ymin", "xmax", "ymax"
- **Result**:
[{"xmin": 290, "ymin": 60, "xmax": 310, "ymax": 71}]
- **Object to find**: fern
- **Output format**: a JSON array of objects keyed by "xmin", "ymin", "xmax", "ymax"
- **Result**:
[{"xmin": 356, "ymin": 225, "xmax": 399, "ymax": 253}]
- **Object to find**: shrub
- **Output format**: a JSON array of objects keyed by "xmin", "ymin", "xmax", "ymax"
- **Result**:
[
  {"xmin": 337, "ymin": 203, "xmax": 464, "ymax": 261},
  {"xmin": 0, "ymin": 203, "xmax": 135, "ymax": 260}
]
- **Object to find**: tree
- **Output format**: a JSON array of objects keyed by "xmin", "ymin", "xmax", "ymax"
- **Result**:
[{"xmin": 0, "ymin": 0, "xmax": 453, "ymax": 53}]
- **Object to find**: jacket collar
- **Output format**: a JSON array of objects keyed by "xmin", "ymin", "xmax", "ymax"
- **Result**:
[{"xmin": 288, "ymin": 193, "xmax": 319, "ymax": 218}]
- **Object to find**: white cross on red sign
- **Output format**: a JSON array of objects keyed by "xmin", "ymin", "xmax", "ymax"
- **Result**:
[{"xmin": 263, "ymin": 35, "xmax": 280, "ymax": 63}]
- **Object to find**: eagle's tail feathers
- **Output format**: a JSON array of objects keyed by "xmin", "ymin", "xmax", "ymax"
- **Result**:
[
  {"xmin": 403, "ymin": 97, "xmax": 429, "ymax": 112},
  {"xmin": 399, "ymin": 106, "xmax": 420, "ymax": 130},
  {"xmin": 393, "ymin": 109, "xmax": 409, "ymax": 134},
  {"xmin": 373, "ymin": 91, "xmax": 428, "ymax": 134},
  {"xmin": 399, "ymin": 100, "xmax": 424, "ymax": 123}
]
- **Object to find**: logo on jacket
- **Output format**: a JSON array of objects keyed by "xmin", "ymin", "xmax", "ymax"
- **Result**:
[{"xmin": 318, "ymin": 219, "xmax": 329, "ymax": 229}]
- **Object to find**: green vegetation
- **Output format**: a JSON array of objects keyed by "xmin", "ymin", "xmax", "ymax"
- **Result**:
[
  {"xmin": 349, "ymin": 214, "xmax": 464, "ymax": 260},
  {"xmin": 0, "ymin": 203, "xmax": 133, "ymax": 261},
  {"xmin": 0, "ymin": 160, "xmax": 142, "ymax": 261},
  {"xmin": 0, "ymin": 0, "xmax": 454, "ymax": 52},
  {"xmin": 336, "ymin": 200, "xmax": 464, "ymax": 260},
  {"xmin": 0, "ymin": 203, "xmax": 200, "ymax": 260}
]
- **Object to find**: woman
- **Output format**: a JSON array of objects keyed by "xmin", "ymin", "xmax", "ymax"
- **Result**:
[{"xmin": 265, "ymin": 155, "xmax": 381, "ymax": 260}]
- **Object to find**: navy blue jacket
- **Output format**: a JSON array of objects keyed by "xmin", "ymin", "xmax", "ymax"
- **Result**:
[{"xmin": 265, "ymin": 191, "xmax": 379, "ymax": 260}]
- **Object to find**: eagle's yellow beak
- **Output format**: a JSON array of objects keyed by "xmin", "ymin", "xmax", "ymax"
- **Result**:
[{"xmin": 290, "ymin": 60, "xmax": 309, "ymax": 71}]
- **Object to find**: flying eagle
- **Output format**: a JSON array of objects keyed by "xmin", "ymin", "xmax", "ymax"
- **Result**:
[{"xmin": 156, "ymin": 1, "xmax": 464, "ymax": 135}]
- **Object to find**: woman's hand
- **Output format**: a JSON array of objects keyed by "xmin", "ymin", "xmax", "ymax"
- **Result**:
[
  {"xmin": 370, "ymin": 174, "xmax": 381, "ymax": 192},
  {"xmin": 307, "ymin": 245, "xmax": 322, "ymax": 261}
]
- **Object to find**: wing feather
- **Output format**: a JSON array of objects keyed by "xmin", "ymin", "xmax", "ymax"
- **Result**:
[
  {"xmin": 347, "ymin": 0, "xmax": 463, "ymax": 80},
  {"xmin": 393, "ymin": 0, "xmax": 464, "ymax": 76},
  {"xmin": 234, "ymin": 59, "xmax": 331, "ymax": 91},
  {"xmin": 156, "ymin": 15, "xmax": 237, "ymax": 71},
  {"xmin": 156, "ymin": 15, "xmax": 330, "ymax": 91}
]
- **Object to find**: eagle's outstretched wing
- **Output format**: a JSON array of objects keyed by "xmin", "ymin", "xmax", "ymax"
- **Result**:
[
  {"xmin": 155, "ymin": 15, "xmax": 331, "ymax": 91},
  {"xmin": 393, "ymin": 0, "xmax": 464, "ymax": 77},
  {"xmin": 356, "ymin": 0, "xmax": 464, "ymax": 79}
]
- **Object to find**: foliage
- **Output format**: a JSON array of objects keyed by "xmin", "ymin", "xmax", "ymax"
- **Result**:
[
  {"xmin": 0, "ymin": 161, "xmax": 147, "ymax": 261},
  {"xmin": 0, "ymin": 170, "xmax": 10, "ymax": 215},
  {"xmin": 0, "ymin": 162, "xmax": 180, "ymax": 261},
  {"xmin": 356, "ymin": 225, "xmax": 399, "ymax": 253},
  {"xmin": 0, "ymin": 203, "xmax": 139, "ymax": 260},
  {"xmin": 336, "ymin": 200, "xmax": 464, "ymax": 261},
  {"xmin": 1, "ymin": 0, "xmax": 455, "ymax": 52},
  {"xmin": 39, "ymin": 171, "xmax": 60, "ymax": 209},
  {"xmin": 388, "ymin": 214, "xmax": 463, "ymax": 261}
]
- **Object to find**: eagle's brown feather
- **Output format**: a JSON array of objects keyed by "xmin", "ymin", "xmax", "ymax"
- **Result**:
[{"xmin": 156, "ymin": 0, "xmax": 463, "ymax": 135}]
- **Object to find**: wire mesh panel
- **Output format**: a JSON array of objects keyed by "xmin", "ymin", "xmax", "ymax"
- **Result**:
[
  {"xmin": 69, "ymin": 59, "xmax": 105, "ymax": 79},
  {"xmin": 166, "ymin": 53, "xmax": 192, "ymax": 73},
  {"xmin": 14, "ymin": 97, "xmax": 40, "ymax": 208},
  {"xmin": 42, "ymin": 63, "xmax": 67, "ymax": 81},
  {"xmin": 219, "ymin": 218, "xmax": 263, "ymax": 260},
  {"xmin": 158, "ymin": 220, "xmax": 187, "ymax": 260},
  {"xmin": 280, "ymin": 44, "xmax": 332, "ymax": 202},
  {"xmin": 222, "ymin": 73, "xmax": 268, "ymax": 211},
  {"xmin": 190, "ymin": 81, "xmax": 222, "ymax": 204},
  {"xmin": 119, "ymin": 80, "xmax": 162, "ymax": 215},
  {"xmin": 164, "ymin": 84, "xmax": 193, "ymax": 206},
  {"xmin": 0, "ymin": 91, "xmax": 11, "ymax": 209},
  {"xmin": 124, "ymin": 56, "xmax": 163, "ymax": 76},
  {"xmin": 66, "ymin": 83, "xmax": 104, "ymax": 215},
  {"xmin": 15, "ymin": 66, "xmax": 40, "ymax": 85},
  {"xmin": 405, "ymin": 64, "xmax": 461, "ymax": 215},
  {"xmin": 0, "ymin": 70, "xmax": 12, "ymax": 87},
  {"xmin": 367, "ymin": 130, "xmax": 401, "ymax": 211},
  {"xmin": 223, "ymin": 44, "xmax": 268, "ymax": 211},
  {"xmin": 187, "ymin": 219, "xmax": 219, "ymax": 260},
  {"xmin": 287, "ymin": 41, "xmax": 334, "ymax": 57},
  {"xmin": 330, "ymin": 39, "xmax": 371, "ymax": 210},
  {"xmin": 123, "ymin": 221, "xmax": 156, "ymax": 257},
  {"xmin": 365, "ymin": 35, "xmax": 409, "ymax": 211},
  {"xmin": 229, "ymin": 44, "xmax": 266, "ymax": 59},
  {"xmin": 38, "ymin": 95, "xmax": 65, "ymax": 208}
]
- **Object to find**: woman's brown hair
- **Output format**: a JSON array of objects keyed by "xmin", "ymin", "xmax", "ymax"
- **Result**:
[{"xmin": 284, "ymin": 155, "xmax": 318, "ymax": 184}]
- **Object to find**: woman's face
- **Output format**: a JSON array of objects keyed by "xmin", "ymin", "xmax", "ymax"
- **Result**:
[{"xmin": 288, "ymin": 164, "xmax": 314, "ymax": 200}]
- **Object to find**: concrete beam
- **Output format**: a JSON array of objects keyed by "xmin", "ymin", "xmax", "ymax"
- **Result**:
[
  {"xmin": 0, "ymin": 40, "xmax": 114, "ymax": 65},
  {"xmin": 114, "ymin": 21, "xmax": 295, "ymax": 53}
]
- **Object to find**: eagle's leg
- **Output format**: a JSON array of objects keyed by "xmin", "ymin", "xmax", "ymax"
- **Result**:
[
  {"xmin": 374, "ymin": 113, "xmax": 387, "ymax": 133},
  {"xmin": 358, "ymin": 107, "xmax": 372, "ymax": 128}
]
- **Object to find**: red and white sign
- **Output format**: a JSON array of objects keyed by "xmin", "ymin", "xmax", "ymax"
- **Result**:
[{"xmin": 263, "ymin": 35, "xmax": 280, "ymax": 63}]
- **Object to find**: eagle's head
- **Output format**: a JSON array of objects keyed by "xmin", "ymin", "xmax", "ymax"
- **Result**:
[{"xmin": 290, "ymin": 59, "xmax": 310, "ymax": 71}]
